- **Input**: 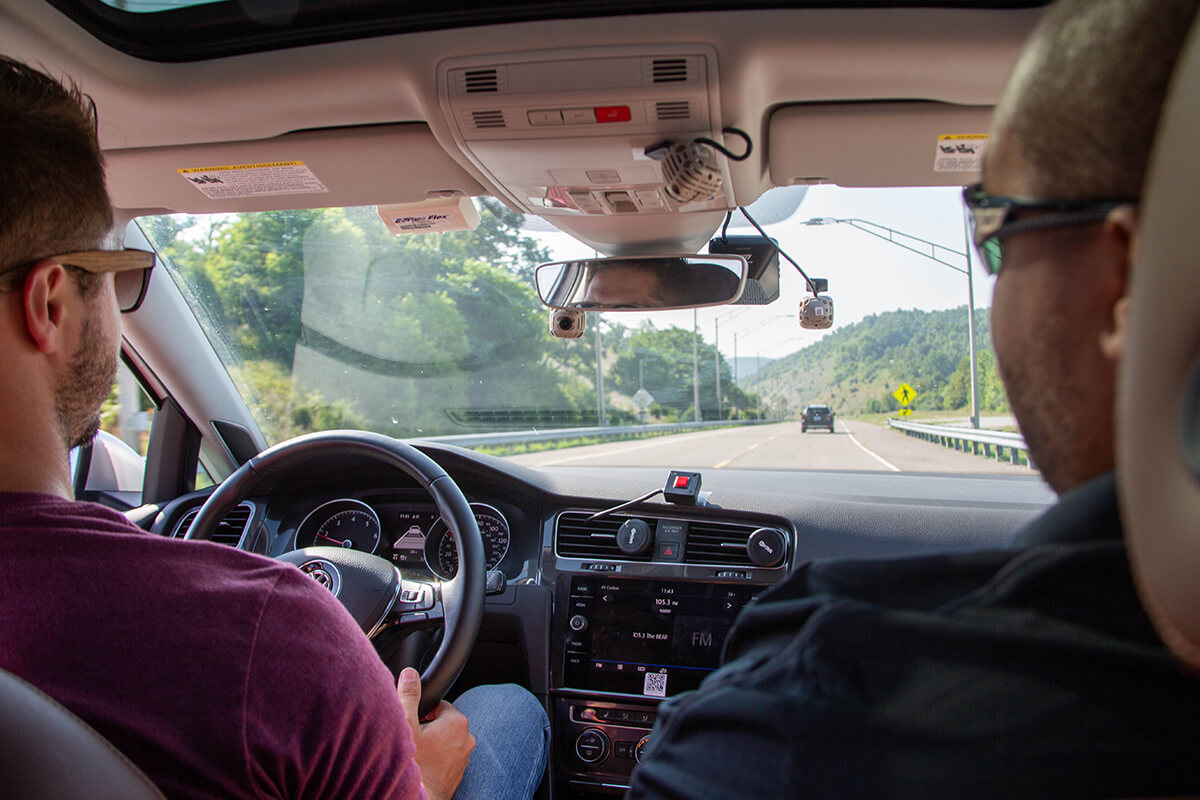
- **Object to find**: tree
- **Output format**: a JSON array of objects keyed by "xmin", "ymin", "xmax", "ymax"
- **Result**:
[{"xmin": 609, "ymin": 326, "xmax": 753, "ymax": 421}]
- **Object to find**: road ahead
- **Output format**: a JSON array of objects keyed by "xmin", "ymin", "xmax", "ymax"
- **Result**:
[{"xmin": 503, "ymin": 419, "xmax": 1036, "ymax": 475}]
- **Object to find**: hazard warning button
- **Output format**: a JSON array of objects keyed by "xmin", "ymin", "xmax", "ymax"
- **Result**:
[{"xmin": 654, "ymin": 537, "xmax": 683, "ymax": 562}]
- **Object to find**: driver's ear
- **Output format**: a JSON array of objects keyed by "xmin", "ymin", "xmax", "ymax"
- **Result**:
[
  {"xmin": 22, "ymin": 260, "xmax": 72, "ymax": 357},
  {"xmin": 1099, "ymin": 205, "xmax": 1138, "ymax": 362}
]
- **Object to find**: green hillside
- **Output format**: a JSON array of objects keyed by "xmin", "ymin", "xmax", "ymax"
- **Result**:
[{"xmin": 742, "ymin": 307, "xmax": 1011, "ymax": 417}]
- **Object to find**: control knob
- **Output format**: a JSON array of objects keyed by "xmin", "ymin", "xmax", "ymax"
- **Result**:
[
  {"xmin": 616, "ymin": 519, "xmax": 652, "ymax": 556},
  {"xmin": 569, "ymin": 614, "xmax": 588, "ymax": 632},
  {"xmin": 575, "ymin": 728, "xmax": 610, "ymax": 764},
  {"xmin": 635, "ymin": 734, "xmax": 652, "ymax": 763},
  {"xmin": 746, "ymin": 528, "xmax": 787, "ymax": 568}
]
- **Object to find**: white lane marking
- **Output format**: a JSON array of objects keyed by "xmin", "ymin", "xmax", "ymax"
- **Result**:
[
  {"xmin": 713, "ymin": 432, "xmax": 780, "ymax": 469},
  {"xmin": 840, "ymin": 420, "xmax": 901, "ymax": 472},
  {"xmin": 530, "ymin": 427, "xmax": 742, "ymax": 466}
]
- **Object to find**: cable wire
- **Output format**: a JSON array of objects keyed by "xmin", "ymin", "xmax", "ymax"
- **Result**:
[
  {"xmin": 694, "ymin": 127, "xmax": 753, "ymax": 161},
  {"xmin": 738, "ymin": 205, "xmax": 819, "ymax": 294}
]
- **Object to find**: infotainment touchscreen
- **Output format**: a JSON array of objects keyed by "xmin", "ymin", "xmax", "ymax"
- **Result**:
[{"xmin": 563, "ymin": 577, "xmax": 760, "ymax": 698}]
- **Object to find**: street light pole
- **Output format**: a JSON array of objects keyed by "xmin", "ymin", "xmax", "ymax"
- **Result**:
[
  {"xmin": 960, "ymin": 205, "xmax": 981, "ymax": 429},
  {"xmin": 714, "ymin": 318, "xmax": 723, "ymax": 420},
  {"xmin": 803, "ymin": 216, "xmax": 980, "ymax": 429},
  {"xmin": 692, "ymin": 309, "xmax": 702, "ymax": 422},
  {"xmin": 594, "ymin": 317, "xmax": 606, "ymax": 426}
]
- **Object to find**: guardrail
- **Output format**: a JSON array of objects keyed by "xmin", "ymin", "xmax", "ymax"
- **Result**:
[
  {"xmin": 414, "ymin": 418, "xmax": 766, "ymax": 449},
  {"xmin": 887, "ymin": 418, "xmax": 1033, "ymax": 467}
]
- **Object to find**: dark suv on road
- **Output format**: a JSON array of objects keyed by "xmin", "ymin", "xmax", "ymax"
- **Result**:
[{"xmin": 802, "ymin": 404, "xmax": 835, "ymax": 432}]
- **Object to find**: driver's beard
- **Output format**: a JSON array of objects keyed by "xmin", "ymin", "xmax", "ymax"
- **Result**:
[{"xmin": 56, "ymin": 310, "xmax": 119, "ymax": 451}]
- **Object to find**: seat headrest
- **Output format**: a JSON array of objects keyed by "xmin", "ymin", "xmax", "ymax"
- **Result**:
[{"xmin": 1118, "ymin": 10, "xmax": 1200, "ymax": 671}]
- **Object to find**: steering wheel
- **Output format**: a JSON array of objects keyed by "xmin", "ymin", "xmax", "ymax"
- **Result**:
[{"xmin": 185, "ymin": 430, "xmax": 484, "ymax": 717}]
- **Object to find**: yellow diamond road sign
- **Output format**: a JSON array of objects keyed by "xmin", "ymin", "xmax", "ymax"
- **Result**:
[
  {"xmin": 897, "ymin": 408, "xmax": 914, "ymax": 417},
  {"xmin": 893, "ymin": 382, "xmax": 918, "ymax": 407}
]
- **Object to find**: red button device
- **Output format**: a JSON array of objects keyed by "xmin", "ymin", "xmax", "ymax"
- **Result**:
[
  {"xmin": 595, "ymin": 106, "xmax": 631, "ymax": 123},
  {"xmin": 673, "ymin": 475, "xmax": 690, "ymax": 489}
]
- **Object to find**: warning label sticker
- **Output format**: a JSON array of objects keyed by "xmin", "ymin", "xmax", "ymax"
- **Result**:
[
  {"xmin": 934, "ymin": 134, "xmax": 988, "ymax": 173},
  {"xmin": 178, "ymin": 161, "xmax": 328, "ymax": 199}
]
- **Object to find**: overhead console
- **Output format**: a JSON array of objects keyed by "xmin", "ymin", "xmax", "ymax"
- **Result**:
[
  {"xmin": 437, "ymin": 46, "xmax": 735, "ymax": 253},
  {"xmin": 543, "ymin": 508, "xmax": 790, "ymax": 796}
]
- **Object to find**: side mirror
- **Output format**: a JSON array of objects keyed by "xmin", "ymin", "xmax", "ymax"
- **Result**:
[{"xmin": 535, "ymin": 254, "xmax": 746, "ymax": 311}]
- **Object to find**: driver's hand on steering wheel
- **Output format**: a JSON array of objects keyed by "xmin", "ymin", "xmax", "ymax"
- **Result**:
[{"xmin": 397, "ymin": 667, "xmax": 476, "ymax": 800}]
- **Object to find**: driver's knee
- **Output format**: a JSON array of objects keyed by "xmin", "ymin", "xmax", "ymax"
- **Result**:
[{"xmin": 452, "ymin": 683, "xmax": 550, "ymax": 798}]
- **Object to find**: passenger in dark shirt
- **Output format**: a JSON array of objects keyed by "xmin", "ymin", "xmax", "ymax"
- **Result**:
[{"xmin": 629, "ymin": 0, "xmax": 1200, "ymax": 796}]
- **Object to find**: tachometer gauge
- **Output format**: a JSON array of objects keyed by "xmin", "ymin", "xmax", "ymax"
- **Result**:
[
  {"xmin": 296, "ymin": 499, "xmax": 381, "ymax": 554},
  {"xmin": 423, "ymin": 503, "xmax": 510, "ymax": 580}
]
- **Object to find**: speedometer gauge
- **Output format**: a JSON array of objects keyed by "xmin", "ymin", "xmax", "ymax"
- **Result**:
[
  {"xmin": 423, "ymin": 503, "xmax": 510, "ymax": 579},
  {"xmin": 296, "ymin": 499, "xmax": 382, "ymax": 554}
]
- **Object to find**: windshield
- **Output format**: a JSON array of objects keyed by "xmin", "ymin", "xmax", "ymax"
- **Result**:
[{"xmin": 139, "ymin": 185, "xmax": 1019, "ymax": 472}]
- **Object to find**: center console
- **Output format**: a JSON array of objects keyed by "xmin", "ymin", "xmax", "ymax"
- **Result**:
[{"xmin": 546, "ymin": 509, "xmax": 790, "ymax": 796}]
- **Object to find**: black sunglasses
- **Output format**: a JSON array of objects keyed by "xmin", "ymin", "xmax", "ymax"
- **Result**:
[
  {"xmin": 963, "ymin": 183, "xmax": 1136, "ymax": 275},
  {"xmin": 0, "ymin": 248, "xmax": 156, "ymax": 313}
]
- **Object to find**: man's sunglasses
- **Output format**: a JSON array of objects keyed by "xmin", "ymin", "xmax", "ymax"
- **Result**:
[
  {"xmin": 0, "ymin": 248, "xmax": 156, "ymax": 313},
  {"xmin": 963, "ymin": 183, "xmax": 1136, "ymax": 275}
]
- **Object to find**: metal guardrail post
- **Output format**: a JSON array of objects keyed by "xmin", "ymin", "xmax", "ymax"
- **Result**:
[{"xmin": 886, "ymin": 418, "xmax": 1032, "ymax": 469}]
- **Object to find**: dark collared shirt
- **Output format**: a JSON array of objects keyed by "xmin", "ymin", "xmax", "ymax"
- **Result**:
[{"xmin": 628, "ymin": 473, "xmax": 1200, "ymax": 799}]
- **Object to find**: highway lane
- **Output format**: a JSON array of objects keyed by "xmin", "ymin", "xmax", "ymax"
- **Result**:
[{"xmin": 503, "ymin": 419, "xmax": 1038, "ymax": 476}]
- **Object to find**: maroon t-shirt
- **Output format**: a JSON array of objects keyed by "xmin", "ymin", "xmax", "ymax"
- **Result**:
[{"xmin": 0, "ymin": 492, "xmax": 426, "ymax": 800}]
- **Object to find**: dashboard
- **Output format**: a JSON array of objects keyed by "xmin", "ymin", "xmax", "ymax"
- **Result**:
[{"xmin": 149, "ymin": 442, "xmax": 1055, "ymax": 798}]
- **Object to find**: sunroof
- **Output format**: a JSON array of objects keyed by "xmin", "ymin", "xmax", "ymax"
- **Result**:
[{"xmin": 50, "ymin": 0, "xmax": 1050, "ymax": 63}]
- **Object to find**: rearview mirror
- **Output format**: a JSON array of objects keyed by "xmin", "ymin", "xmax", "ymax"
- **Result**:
[{"xmin": 535, "ymin": 255, "xmax": 746, "ymax": 311}]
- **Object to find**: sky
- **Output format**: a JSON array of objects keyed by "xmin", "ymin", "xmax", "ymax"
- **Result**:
[{"xmin": 531, "ymin": 184, "xmax": 998, "ymax": 368}]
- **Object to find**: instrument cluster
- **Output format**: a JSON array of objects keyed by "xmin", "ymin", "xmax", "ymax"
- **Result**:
[{"xmin": 294, "ymin": 499, "xmax": 511, "ymax": 580}]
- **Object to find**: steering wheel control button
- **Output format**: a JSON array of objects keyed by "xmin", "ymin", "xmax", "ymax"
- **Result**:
[
  {"xmin": 575, "ymin": 729, "xmax": 610, "ymax": 764},
  {"xmin": 616, "ymin": 519, "xmax": 652, "ymax": 555},
  {"xmin": 485, "ymin": 569, "xmax": 506, "ymax": 595},
  {"xmin": 635, "ymin": 735, "xmax": 651, "ymax": 763},
  {"xmin": 569, "ymin": 614, "xmax": 589, "ymax": 632},
  {"xmin": 398, "ymin": 582, "xmax": 435, "ymax": 611},
  {"xmin": 746, "ymin": 528, "xmax": 787, "ymax": 568}
]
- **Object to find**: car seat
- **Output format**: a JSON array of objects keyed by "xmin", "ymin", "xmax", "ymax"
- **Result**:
[
  {"xmin": 1117, "ymin": 8, "xmax": 1200, "ymax": 674},
  {"xmin": 0, "ymin": 668, "xmax": 164, "ymax": 799}
]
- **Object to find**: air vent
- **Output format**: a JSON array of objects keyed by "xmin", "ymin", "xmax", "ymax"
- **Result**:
[
  {"xmin": 173, "ymin": 503, "xmax": 253, "ymax": 547},
  {"xmin": 684, "ymin": 521, "xmax": 762, "ymax": 567},
  {"xmin": 555, "ymin": 512, "xmax": 652, "ymax": 562},
  {"xmin": 470, "ymin": 110, "xmax": 507, "ymax": 129},
  {"xmin": 655, "ymin": 101, "xmax": 691, "ymax": 120},
  {"xmin": 463, "ymin": 68, "xmax": 500, "ymax": 93},
  {"xmin": 651, "ymin": 58, "xmax": 689, "ymax": 83}
]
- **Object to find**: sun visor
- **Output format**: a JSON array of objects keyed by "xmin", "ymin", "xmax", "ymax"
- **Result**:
[
  {"xmin": 768, "ymin": 102, "xmax": 994, "ymax": 188},
  {"xmin": 105, "ymin": 124, "xmax": 486, "ymax": 214}
]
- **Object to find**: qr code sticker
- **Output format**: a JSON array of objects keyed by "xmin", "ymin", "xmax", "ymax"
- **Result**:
[{"xmin": 643, "ymin": 672, "xmax": 668, "ymax": 697}]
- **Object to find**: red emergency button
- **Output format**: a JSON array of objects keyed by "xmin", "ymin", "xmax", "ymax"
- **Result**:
[
  {"xmin": 673, "ymin": 475, "xmax": 690, "ymax": 489},
  {"xmin": 595, "ymin": 106, "xmax": 631, "ymax": 123}
]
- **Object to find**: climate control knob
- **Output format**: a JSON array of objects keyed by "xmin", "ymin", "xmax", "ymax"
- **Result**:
[
  {"xmin": 746, "ymin": 527, "xmax": 787, "ymax": 567},
  {"xmin": 575, "ymin": 728, "xmax": 610, "ymax": 764},
  {"xmin": 635, "ymin": 734, "xmax": 651, "ymax": 763}
]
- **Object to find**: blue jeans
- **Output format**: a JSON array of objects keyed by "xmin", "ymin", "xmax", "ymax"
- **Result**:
[{"xmin": 453, "ymin": 684, "xmax": 550, "ymax": 800}]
